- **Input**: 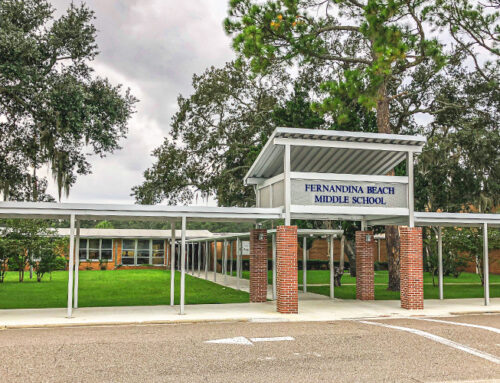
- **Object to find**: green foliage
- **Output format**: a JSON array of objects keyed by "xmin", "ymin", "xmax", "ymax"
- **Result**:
[
  {"xmin": 0, "ymin": 0, "xmax": 137, "ymax": 201},
  {"xmin": 415, "ymin": 68, "xmax": 500, "ymax": 213},
  {"xmin": 0, "ymin": 219, "xmax": 58, "ymax": 282},
  {"xmin": 95, "ymin": 220, "xmax": 114, "ymax": 229},
  {"xmin": 133, "ymin": 62, "xmax": 290, "ymax": 206},
  {"xmin": 225, "ymin": 0, "xmax": 446, "ymax": 129}
]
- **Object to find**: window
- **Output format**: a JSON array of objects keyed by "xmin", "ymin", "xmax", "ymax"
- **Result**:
[
  {"xmin": 79, "ymin": 239, "xmax": 115, "ymax": 261},
  {"xmin": 122, "ymin": 239, "xmax": 135, "ymax": 265},
  {"xmin": 101, "ymin": 239, "xmax": 113, "ymax": 260},
  {"xmin": 152, "ymin": 240, "xmax": 164, "ymax": 265},
  {"xmin": 79, "ymin": 239, "xmax": 87, "ymax": 260},
  {"xmin": 119, "ymin": 239, "xmax": 166, "ymax": 266},
  {"xmin": 88, "ymin": 239, "xmax": 100, "ymax": 260},
  {"xmin": 137, "ymin": 239, "xmax": 150, "ymax": 265}
]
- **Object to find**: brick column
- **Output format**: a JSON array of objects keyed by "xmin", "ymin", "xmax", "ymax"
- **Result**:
[
  {"xmin": 400, "ymin": 226, "xmax": 424, "ymax": 309},
  {"xmin": 250, "ymin": 229, "xmax": 268, "ymax": 303},
  {"xmin": 276, "ymin": 225, "xmax": 298, "ymax": 314},
  {"xmin": 355, "ymin": 231, "xmax": 375, "ymax": 300}
]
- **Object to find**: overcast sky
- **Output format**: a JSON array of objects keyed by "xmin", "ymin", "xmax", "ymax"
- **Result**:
[{"xmin": 45, "ymin": 0, "xmax": 234, "ymax": 205}]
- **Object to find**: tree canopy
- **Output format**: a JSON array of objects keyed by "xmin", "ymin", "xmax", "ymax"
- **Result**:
[{"xmin": 0, "ymin": 0, "xmax": 137, "ymax": 201}]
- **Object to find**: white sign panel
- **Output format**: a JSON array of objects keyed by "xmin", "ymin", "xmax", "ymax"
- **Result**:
[
  {"xmin": 241, "ymin": 240, "xmax": 250, "ymax": 255},
  {"xmin": 291, "ymin": 179, "xmax": 407, "ymax": 208}
]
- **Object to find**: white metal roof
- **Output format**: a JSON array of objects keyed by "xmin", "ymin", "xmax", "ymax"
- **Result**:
[
  {"xmin": 0, "ymin": 202, "xmax": 283, "ymax": 222},
  {"xmin": 186, "ymin": 229, "xmax": 344, "ymax": 242},
  {"xmin": 245, "ymin": 127, "xmax": 426, "ymax": 183},
  {"xmin": 414, "ymin": 212, "xmax": 500, "ymax": 228},
  {"xmin": 54, "ymin": 228, "xmax": 215, "ymax": 239}
]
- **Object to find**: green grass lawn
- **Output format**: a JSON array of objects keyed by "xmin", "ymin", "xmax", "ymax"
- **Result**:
[
  {"xmin": 231, "ymin": 270, "xmax": 499, "ymax": 300},
  {"xmin": 0, "ymin": 269, "xmax": 249, "ymax": 309}
]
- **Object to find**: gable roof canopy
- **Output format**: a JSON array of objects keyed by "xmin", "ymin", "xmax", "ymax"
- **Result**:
[{"xmin": 245, "ymin": 127, "xmax": 426, "ymax": 184}]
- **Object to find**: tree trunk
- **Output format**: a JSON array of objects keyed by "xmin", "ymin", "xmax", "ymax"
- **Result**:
[
  {"xmin": 377, "ymin": 82, "xmax": 401, "ymax": 291},
  {"xmin": 344, "ymin": 239, "xmax": 356, "ymax": 277},
  {"xmin": 386, "ymin": 225, "xmax": 400, "ymax": 290}
]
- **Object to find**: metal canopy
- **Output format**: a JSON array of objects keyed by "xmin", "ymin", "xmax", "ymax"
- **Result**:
[
  {"xmin": 54, "ymin": 228, "xmax": 215, "ymax": 239},
  {"xmin": 0, "ymin": 202, "xmax": 283, "ymax": 222},
  {"xmin": 414, "ymin": 212, "xmax": 500, "ymax": 228},
  {"xmin": 245, "ymin": 127, "xmax": 426, "ymax": 183}
]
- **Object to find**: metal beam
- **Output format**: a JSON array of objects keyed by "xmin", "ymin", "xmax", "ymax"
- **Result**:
[
  {"xmin": 170, "ymin": 223, "xmax": 175, "ymax": 306},
  {"xmin": 180, "ymin": 216, "xmax": 186, "ymax": 315},
  {"xmin": 438, "ymin": 226, "xmax": 443, "ymax": 300},
  {"xmin": 484, "ymin": 223, "xmax": 490, "ymax": 306},
  {"xmin": 66, "ymin": 214, "xmax": 75, "ymax": 318},
  {"xmin": 73, "ymin": 219, "xmax": 80, "ymax": 309}
]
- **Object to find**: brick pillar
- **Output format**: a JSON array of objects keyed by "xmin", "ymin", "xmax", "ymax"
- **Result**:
[
  {"xmin": 355, "ymin": 231, "xmax": 375, "ymax": 300},
  {"xmin": 276, "ymin": 225, "xmax": 298, "ymax": 314},
  {"xmin": 250, "ymin": 229, "xmax": 268, "ymax": 303},
  {"xmin": 400, "ymin": 226, "xmax": 424, "ymax": 310}
]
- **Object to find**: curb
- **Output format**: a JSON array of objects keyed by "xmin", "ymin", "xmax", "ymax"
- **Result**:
[{"xmin": 1, "ymin": 317, "xmax": 251, "ymax": 330}]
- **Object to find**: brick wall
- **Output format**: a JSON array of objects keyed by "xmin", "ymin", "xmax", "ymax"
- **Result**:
[
  {"xmin": 355, "ymin": 231, "xmax": 375, "ymax": 300},
  {"xmin": 276, "ymin": 225, "xmax": 298, "ymax": 314},
  {"xmin": 250, "ymin": 229, "xmax": 268, "ymax": 303},
  {"xmin": 400, "ymin": 226, "xmax": 424, "ymax": 310}
]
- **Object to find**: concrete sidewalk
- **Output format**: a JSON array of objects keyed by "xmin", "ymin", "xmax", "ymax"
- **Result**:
[
  {"xmin": 1, "ymin": 297, "xmax": 499, "ymax": 329},
  {"xmin": 1, "ymin": 271, "xmax": 498, "ymax": 329}
]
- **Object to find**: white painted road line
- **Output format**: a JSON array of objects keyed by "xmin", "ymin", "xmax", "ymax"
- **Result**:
[
  {"xmin": 250, "ymin": 336, "xmax": 295, "ymax": 342},
  {"xmin": 412, "ymin": 318, "xmax": 500, "ymax": 334},
  {"xmin": 205, "ymin": 336, "xmax": 253, "ymax": 345},
  {"xmin": 205, "ymin": 336, "xmax": 295, "ymax": 345},
  {"xmin": 359, "ymin": 321, "xmax": 500, "ymax": 365}
]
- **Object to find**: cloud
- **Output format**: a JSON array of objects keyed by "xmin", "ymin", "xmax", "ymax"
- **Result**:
[{"xmin": 46, "ymin": 0, "xmax": 234, "ymax": 205}]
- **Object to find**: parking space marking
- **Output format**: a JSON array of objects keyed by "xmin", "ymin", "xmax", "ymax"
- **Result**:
[
  {"xmin": 205, "ymin": 336, "xmax": 295, "ymax": 345},
  {"xmin": 411, "ymin": 318, "xmax": 500, "ymax": 334},
  {"xmin": 359, "ymin": 321, "xmax": 500, "ymax": 365},
  {"xmin": 250, "ymin": 336, "xmax": 294, "ymax": 342}
]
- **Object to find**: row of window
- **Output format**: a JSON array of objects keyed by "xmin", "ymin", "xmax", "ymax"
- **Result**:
[{"xmin": 79, "ymin": 239, "xmax": 165, "ymax": 265}]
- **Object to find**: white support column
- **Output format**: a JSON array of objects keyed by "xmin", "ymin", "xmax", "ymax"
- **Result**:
[
  {"xmin": 180, "ymin": 216, "xmax": 187, "ymax": 315},
  {"xmin": 377, "ymin": 239, "xmax": 381, "ymax": 262},
  {"xmin": 272, "ymin": 234, "xmax": 276, "ymax": 300},
  {"xmin": 192, "ymin": 243, "xmax": 195, "ymax": 275},
  {"xmin": 330, "ymin": 235, "xmax": 335, "ymax": 300},
  {"xmin": 198, "ymin": 242, "xmax": 201, "ymax": 277},
  {"xmin": 204, "ymin": 241, "xmax": 209, "ymax": 280},
  {"xmin": 239, "ymin": 239, "xmax": 243, "ymax": 278},
  {"xmin": 284, "ymin": 144, "xmax": 291, "ymax": 226},
  {"xmin": 73, "ymin": 219, "xmax": 80, "ymax": 309},
  {"xmin": 236, "ymin": 237, "xmax": 241, "ymax": 290},
  {"xmin": 340, "ymin": 235, "xmax": 345, "ymax": 271},
  {"xmin": 230, "ymin": 241, "xmax": 233, "ymax": 276},
  {"xmin": 407, "ymin": 151, "xmax": 415, "ymax": 227},
  {"xmin": 483, "ymin": 223, "xmax": 490, "ymax": 306},
  {"xmin": 66, "ymin": 214, "xmax": 75, "ymax": 318},
  {"xmin": 213, "ymin": 240, "xmax": 217, "ymax": 282},
  {"xmin": 302, "ymin": 236, "xmax": 307, "ymax": 293},
  {"xmin": 170, "ymin": 223, "xmax": 175, "ymax": 307},
  {"xmin": 438, "ymin": 226, "xmax": 443, "ymax": 300},
  {"xmin": 223, "ymin": 240, "xmax": 228, "ymax": 284}
]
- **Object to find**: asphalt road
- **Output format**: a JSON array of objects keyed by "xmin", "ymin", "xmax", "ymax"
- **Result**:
[{"xmin": 1, "ymin": 314, "xmax": 499, "ymax": 383}]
